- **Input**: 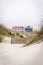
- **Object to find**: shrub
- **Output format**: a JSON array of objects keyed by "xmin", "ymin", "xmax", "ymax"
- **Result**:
[
  {"xmin": 15, "ymin": 32, "xmax": 20, "ymax": 36},
  {"xmin": 0, "ymin": 35, "xmax": 3, "ymax": 42},
  {"xmin": 19, "ymin": 35, "xmax": 23, "ymax": 38},
  {"xmin": 0, "ymin": 25, "xmax": 12, "ymax": 37}
]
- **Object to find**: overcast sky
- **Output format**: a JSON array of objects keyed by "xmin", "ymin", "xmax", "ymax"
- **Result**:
[{"xmin": 0, "ymin": 0, "xmax": 43, "ymax": 30}]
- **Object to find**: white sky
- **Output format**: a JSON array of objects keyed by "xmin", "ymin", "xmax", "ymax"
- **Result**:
[{"xmin": 0, "ymin": 0, "xmax": 43, "ymax": 30}]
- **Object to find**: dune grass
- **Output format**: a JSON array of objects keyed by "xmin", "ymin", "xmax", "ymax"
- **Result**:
[
  {"xmin": 0, "ymin": 35, "xmax": 3, "ymax": 42},
  {"xmin": 23, "ymin": 20, "xmax": 43, "ymax": 47},
  {"xmin": 0, "ymin": 25, "xmax": 13, "ymax": 42},
  {"xmin": 23, "ymin": 30, "xmax": 43, "ymax": 47}
]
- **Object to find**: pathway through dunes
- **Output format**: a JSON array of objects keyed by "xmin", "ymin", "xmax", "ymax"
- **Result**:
[{"xmin": 0, "ymin": 42, "xmax": 43, "ymax": 65}]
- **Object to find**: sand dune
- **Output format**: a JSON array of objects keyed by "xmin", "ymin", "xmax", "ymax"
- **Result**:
[{"xmin": 0, "ymin": 42, "xmax": 43, "ymax": 65}]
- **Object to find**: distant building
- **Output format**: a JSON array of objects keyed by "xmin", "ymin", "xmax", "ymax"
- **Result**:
[
  {"xmin": 25, "ymin": 26, "xmax": 33, "ymax": 32},
  {"xmin": 13, "ymin": 26, "xmax": 33, "ymax": 32},
  {"xmin": 13, "ymin": 26, "xmax": 25, "ymax": 32},
  {"xmin": 13, "ymin": 26, "xmax": 19, "ymax": 31},
  {"xmin": 18, "ymin": 26, "xmax": 25, "ymax": 32}
]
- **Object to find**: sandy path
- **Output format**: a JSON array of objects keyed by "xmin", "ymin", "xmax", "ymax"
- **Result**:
[{"xmin": 0, "ymin": 42, "xmax": 43, "ymax": 65}]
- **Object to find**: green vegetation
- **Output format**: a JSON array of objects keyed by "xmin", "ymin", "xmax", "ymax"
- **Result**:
[
  {"xmin": 15, "ymin": 32, "xmax": 20, "ymax": 36},
  {"xmin": 0, "ymin": 25, "xmax": 13, "ymax": 42},
  {"xmin": 23, "ymin": 19, "xmax": 43, "ymax": 47},
  {"xmin": 19, "ymin": 35, "xmax": 24, "ymax": 38},
  {"xmin": 0, "ymin": 35, "xmax": 3, "ymax": 42},
  {"xmin": 0, "ymin": 25, "xmax": 12, "ymax": 37}
]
